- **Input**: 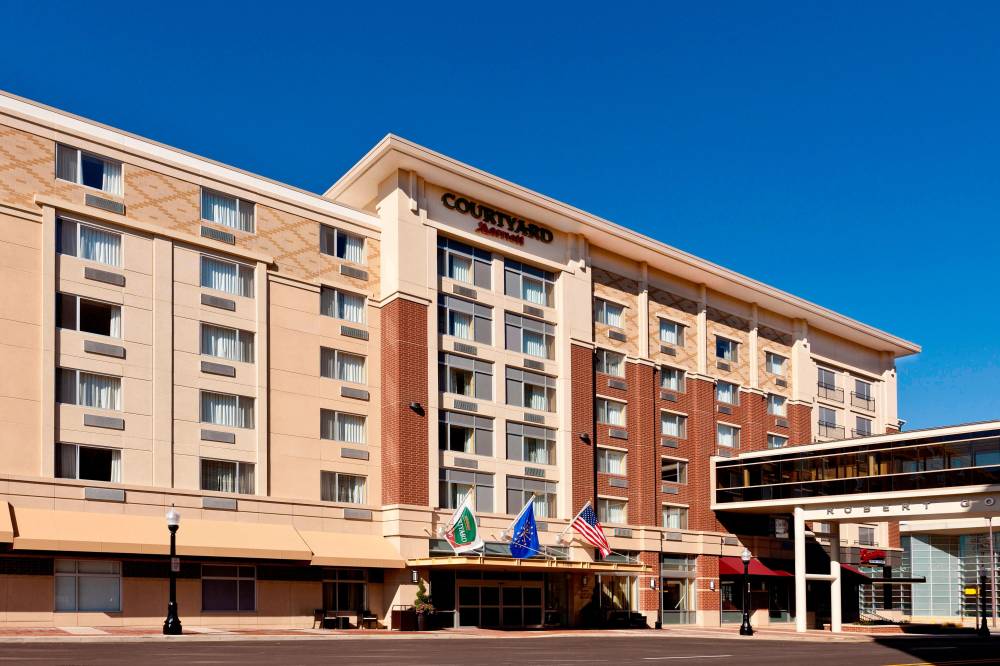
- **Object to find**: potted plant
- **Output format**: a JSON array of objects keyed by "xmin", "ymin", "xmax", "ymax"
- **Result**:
[{"xmin": 413, "ymin": 577, "xmax": 434, "ymax": 631}]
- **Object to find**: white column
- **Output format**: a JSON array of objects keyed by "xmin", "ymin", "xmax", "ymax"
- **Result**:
[
  {"xmin": 749, "ymin": 303, "xmax": 759, "ymax": 390},
  {"xmin": 697, "ymin": 284, "xmax": 708, "ymax": 375},
  {"xmin": 829, "ymin": 522, "xmax": 842, "ymax": 633},
  {"xmin": 795, "ymin": 506, "xmax": 807, "ymax": 632}
]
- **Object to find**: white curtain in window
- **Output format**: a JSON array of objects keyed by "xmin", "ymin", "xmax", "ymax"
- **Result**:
[
  {"xmin": 604, "ymin": 304, "xmax": 623, "ymax": 328},
  {"xmin": 101, "ymin": 160, "xmax": 122, "ymax": 195},
  {"xmin": 604, "ymin": 353, "xmax": 623, "ymax": 376},
  {"xmin": 237, "ymin": 463, "xmax": 254, "ymax": 494},
  {"xmin": 337, "ymin": 291, "xmax": 365, "ymax": 323},
  {"xmin": 662, "ymin": 370, "xmax": 679, "ymax": 391},
  {"xmin": 78, "ymin": 372, "xmax": 121, "ymax": 410},
  {"xmin": 337, "ymin": 353, "xmax": 365, "ymax": 383},
  {"xmin": 79, "ymin": 226, "xmax": 121, "ymax": 267},
  {"xmin": 336, "ymin": 413, "xmax": 365, "ymax": 444},
  {"xmin": 449, "ymin": 311, "xmax": 472, "ymax": 339},
  {"xmin": 321, "ymin": 473, "xmax": 337, "ymax": 501},
  {"xmin": 662, "ymin": 415, "xmax": 681, "ymax": 437},
  {"xmin": 58, "ymin": 443, "xmax": 77, "ymax": 479},
  {"xmin": 202, "ymin": 257, "xmax": 238, "ymax": 294},
  {"xmin": 108, "ymin": 306, "xmax": 122, "ymax": 338},
  {"xmin": 109, "ymin": 449, "xmax": 122, "ymax": 483},
  {"xmin": 237, "ymin": 200, "xmax": 254, "ymax": 233},
  {"xmin": 202, "ymin": 190, "xmax": 238, "ymax": 229},
  {"xmin": 58, "ymin": 369, "xmax": 77, "ymax": 405},
  {"xmin": 534, "ymin": 495, "xmax": 552, "ymax": 519},
  {"xmin": 339, "ymin": 233, "xmax": 364, "ymax": 263},
  {"xmin": 600, "ymin": 400, "xmax": 624, "ymax": 426},
  {"xmin": 604, "ymin": 501, "xmax": 626, "ymax": 524},
  {"xmin": 660, "ymin": 321, "xmax": 678, "ymax": 345},
  {"xmin": 201, "ymin": 459, "xmax": 236, "ymax": 492},
  {"xmin": 717, "ymin": 383, "xmax": 735, "ymax": 403},
  {"xmin": 522, "ymin": 330, "xmax": 546, "ymax": 358},
  {"xmin": 338, "ymin": 475, "xmax": 366, "ymax": 504},
  {"xmin": 202, "ymin": 324, "xmax": 239, "ymax": 360},
  {"xmin": 448, "ymin": 255, "xmax": 472, "ymax": 283},
  {"xmin": 202, "ymin": 392, "xmax": 238, "ymax": 427},
  {"xmin": 56, "ymin": 145, "xmax": 78, "ymax": 182},
  {"xmin": 602, "ymin": 450, "xmax": 626, "ymax": 475},
  {"xmin": 522, "ymin": 278, "xmax": 545, "ymax": 305},
  {"xmin": 524, "ymin": 438, "xmax": 549, "ymax": 465},
  {"xmin": 527, "ymin": 386, "xmax": 547, "ymax": 411},
  {"xmin": 457, "ymin": 425, "xmax": 473, "ymax": 453},
  {"xmin": 718, "ymin": 425, "xmax": 737, "ymax": 447}
]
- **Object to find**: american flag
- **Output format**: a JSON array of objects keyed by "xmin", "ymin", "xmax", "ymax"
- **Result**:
[{"xmin": 571, "ymin": 502, "xmax": 611, "ymax": 557}]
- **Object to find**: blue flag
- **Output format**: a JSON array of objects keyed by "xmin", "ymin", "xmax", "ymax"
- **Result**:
[{"xmin": 508, "ymin": 497, "xmax": 540, "ymax": 559}]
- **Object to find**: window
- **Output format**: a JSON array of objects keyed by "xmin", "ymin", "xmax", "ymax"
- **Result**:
[
  {"xmin": 57, "ymin": 368, "xmax": 121, "ymax": 410},
  {"xmin": 818, "ymin": 406, "xmax": 838, "ymax": 427},
  {"xmin": 320, "ymin": 471, "xmax": 367, "ymax": 504},
  {"xmin": 57, "ymin": 218, "xmax": 122, "ymax": 267},
  {"xmin": 659, "ymin": 319, "xmax": 684, "ymax": 346},
  {"xmin": 54, "ymin": 559, "xmax": 120, "ymax": 612},
  {"xmin": 320, "ymin": 225, "xmax": 365, "ymax": 264},
  {"xmin": 440, "ymin": 469, "xmax": 494, "ymax": 513},
  {"xmin": 767, "ymin": 394, "xmax": 787, "ymax": 416},
  {"xmin": 594, "ymin": 298, "xmax": 624, "ymax": 328},
  {"xmin": 439, "ymin": 411, "xmax": 493, "ymax": 455},
  {"xmin": 506, "ymin": 367, "xmax": 556, "ymax": 412},
  {"xmin": 766, "ymin": 352, "xmax": 786, "ymax": 375},
  {"xmin": 438, "ymin": 353, "xmax": 492, "ymax": 400},
  {"xmin": 717, "ymin": 423, "xmax": 740, "ymax": 448},
  {"xmin": 506, "ymin": 422, "xmax": 556, "ymax": 465},
  {"xmin": 858, "ymin": 526, "xmax": 876, "ymax": 547},
  {"xmin": 504, "ymin": 312, "xmax": 555, "ymax": 359},
  {"xmin": 56, "ymin": 293, "xmax": 121, "ymax": 337},
  {"xmin": 201, "ymin": 323, "xmax": 254, "ymax": 363},
  {"xmin": 855, "ymin": 416, "xmax": 873, "ymax": 437},
  {"xmin": 322, "ymin": 569, "xmax": 367, "ymax": 614},
  {"xmin": 200, "ymin": 256, "xmax": 254, "ymax": 298},
  {"xmin": 767, "ymin": 434, "xmax": 788, "ymax": 449},
  {"xmin": 56, "ymin": 145, "xmax": 122, "ymax": 194},
  {"xmin": 662, "ymin": 505, "xmax": 688, "ymax": 530},
  {"xmin": 321, "ymin": 348, "xmax": 366, "ymax": 384},
  {"xmin": 320, "ymin": 409, "xmax": 366, "ymax": 444},
  {"xmin": 200, "ymin": 459, "xmax": 255, "ymax": 494},
  {"xmin": 438, "ymin": 237, "xmax": 491, "ymax": 287},
  {"xmin": 661, "ymin": 458, "xmax": 688, "ymax": 484},
  {"xmin": 439, "ymin": 295, "xmax": 491, "ymax": 343},
  {"xmin": 597, "ymin": 448, "xmax": 627, "ymax": 475},
  {"xmin": 56, "ymin": 443, "xmax": 121, "ymax": 483},
  {"xmin": 504, "ymin": 259, "xmax": 555, "ymax": 307},
  {"xmin": 818, "ymin": 367, "xmax": 837, "ymax": 390},
  {"xmin": 597, "ymin": 497, "xmax": 627, "ymax": 524},
  {"xmin": 507, "ymin": 477, "xmax": 557, "ymax": 518},
  {"xmin": 855, "ymin": 379, "xmax": 872, "ymax": 399},
  {"xmin": 321, "ymin": 287, "xmax": 366, "ymax": 324},
  {"xmin": 202, "ymin": 565, "xmax": 255, "ymax": 612},
  {"xmin": 716, "ymin": 381, "xmax": 738, "ymax": 405},
  {"xmin": 200, "ymin": 391, "xmax": 254, "ymax": 428},
  {"xmin": 596, "ymin": 349, "xmax": 625, "ymax": 377},
  {"xmin": 596, "ymin": 398, "xmax": 626, "ymax": 426},
  {"xmin": 660, "ymin": 366, "xmax": 685, "ymax": 392},
  {"xmin": 661, "ymin": 412, "xmax": 687, "ymax": 439},
  {"xmin": 715, "ymin": 336, "xmax": 738, "ymax": 362},
  {"xmin": 201, "ymin": 188, "xmax": 254, "ymax": 233}
]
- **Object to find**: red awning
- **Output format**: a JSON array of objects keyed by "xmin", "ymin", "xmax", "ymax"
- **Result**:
[
  {"xmin": 719, "ymin": 557, "xmax": 792, "ymax": 577},
  {"xmin": 841, "ymin": 564, "xmax": 873, "ymax": 581}
]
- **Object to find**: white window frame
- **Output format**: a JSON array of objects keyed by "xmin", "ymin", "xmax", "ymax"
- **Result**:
[
  {"xmin": 717, "ymin": 422, "xmax": 741, "ymax": 448},
  {"xmin": 200, "ymin": 188, "xmax": 255, "ymax": 233},
  {"xmin": 596, "ymin": 349, "xmax": 626, "ymax": 377},
  {"xmin": 57, "ymin": 217, "xmax": 123, "ymax": 268},
  {"xmin": 660, "ymin": 366, "xmax": 686, "ymax": 392},
  {"xmin": 594, "ymin": 298, "xmax": 625, "ymax": 328},
  {"xmin": 55, "ymin": 442, "xmax": 122, "ymax": 483},
  {"xmin": 199, "ymin": 458, "xmax": 255, "ymax": 495},
  {"xmin": 321, "ymin": 286, "xmax": 367, "ymax": 324},
  {"xmin": 767, "ymin": 393, "xmax": 787, "ymax": 416},
  {"xmin": 765, "ymin": 351, "xmax": 786, "ymax": 375},
  {"xmin": 661, "ymin": 410, "xmax": 688, "ymax": 439},
  {"xmin": 321, "ymin": 347, "xmax": 367, "ymax": 384},
  {"xmin": 320, "ymin": 409, "xmax": 367, "ymax": 444},
  {"xmin": 200, "ymin": 322, "xmax": 254, "ymax": 363},
  {"xmin": 320, "ymin": 471, "xmax": 368, "ymax": 504},
  {"xmin": 320, "ymin": 224, "xmax": 366, "ymax": 264},
  {"xmin": 659, "ymin": 318, "xmax": 684, "ymax": 346},
  {"xmin": 662, "ymin": 504, "xmax": 689, "ymax": 530},
  {"xmin": 715, "ymin": 335, "xmax": 738, "ymax": 362},
  {"xmin": 596, "ymin": 397, "xmax": 627, "ymax": 426},
  {"xmin": 199, "ymin": 390, "xmax": 255, "ymax": 429},
  {"xmin": 660, "ymin": 456, "xmax": 688, "ymax": 484},
  {"xmin": 54, "ymin": 559, "xmax": 121, "ymax": 612},
  {"xmin": 56, "ymin": 292, "xmax": 122, "ymax": 338},
  {"xmin": 597, "ymin": 496, "xmax": 628, "ymax": 525},
  {"xmin": 767, "ymin": 433, "xmax": 788, "ymax": 449},
  {"xmin": 597, "ymin": 446, "xmax": 628, "ymax": 475},
  {"xmin": 200, "ymin": 255, "xmax": 254, "ymax": 298},
  {"xmin": 716, "ymin": 381, "xmax": 739, "ymax": 405},
  {"xmin": 57, "ymin": 368, "xmax": 122, "ymax": 411},
  {"xmin": 55, "ymin": 144, "xmax": 123, "ymax": 195}
]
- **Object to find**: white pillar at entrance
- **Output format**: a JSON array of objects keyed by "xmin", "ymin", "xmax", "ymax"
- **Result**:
[
  {"xmin": 794, "ymin": 507, "xmax": 807, "ymax": 632},
  {"xmin": 829, "ymin": 522, "xmax": 842, "ymax": 633}
]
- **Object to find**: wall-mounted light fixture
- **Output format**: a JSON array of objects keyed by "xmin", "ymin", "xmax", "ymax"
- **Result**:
[
  {"xmin": 411, "ymin": 569, "xmax": 419, "ymax": 584},
  {"xmin": 579, "ymin": 433, "xmax": 591, "ymax": 444},
  {"xmin": 409, "ymin": 402, "xmax": 424, "ymax": 416}
]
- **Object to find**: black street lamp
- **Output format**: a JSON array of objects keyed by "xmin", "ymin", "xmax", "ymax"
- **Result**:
[
  {"xmin": 979, "ymin": 568, "xmax": 990, "ymax": 640},
  {"xmin": 163, "ymin": 506, "xmax": 182, "ymax": 635},
  {"xmin": 739, "ymin": 547, "xmax": 754, "ymax": 636}
]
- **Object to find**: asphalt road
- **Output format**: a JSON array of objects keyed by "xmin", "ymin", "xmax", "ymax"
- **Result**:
[{"xmin": 0, "ymin": 635, "xmax": 996, "ymax": 666}]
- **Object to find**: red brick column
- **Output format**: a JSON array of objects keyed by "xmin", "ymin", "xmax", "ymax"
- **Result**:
[
  {"xmin": 887, "ymin": 521, "xmax": 901, "ymax": 548},
  {"xmin": 380, "ymin": 298, "xmax": 429, "ymax": 505},
  {"xmin": 788, "ymin": 402, "xmax": 812, "ymax": 446},
  {"xmin": 570, "ymin": 344, "xmax": 596, "ymax": 512},
  {"xmin": 696, "ymin": 554, "xmax": 720, "ymax": 614},
  {"xmin": 741, "ymin": 391, "xmax": 768, "ymax": 452},
  {"xmin": 627, "ymin": 361, "xmax": 656, "ymax": 526},
  {"xmin": 687, "ymin": 376, "xmax": 722, "ymax": 532},
  {"xmin": 638, "ymin": 550, "xmax": 660, "ymax": 614}
]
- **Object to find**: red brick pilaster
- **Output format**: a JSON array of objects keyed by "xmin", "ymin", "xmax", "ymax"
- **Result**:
[
  {"xmin": 687, "ymin": 376, "xmax": 722, "ymax": 532},
  {"xmin": 887, "ymin": 521, "xmax": 900, "ymax": 548},
  {"xmin": 571, "ymin": 344, "xmax": 596, "ymax": 512},
  {"xmin": 627, "ymin": 361, "xmax": 656, "ymax": 526},
  {"xmin": 742, "ymin": 391, "xmax": 768, "ymax": 452},
  {"xmin": 638, "ymin": 551, "xmax": 660, "ymax": 612},
  {"xmin": 788, "ymin": 402, "xmax": 812, "ymax": 446},
  {"xmin": 696, "ymin": 554, "xmax": 720, "ymax": 611},
  {"xmin": 380, "ymin": 298, "xmax": 429, "ymax": 505}
]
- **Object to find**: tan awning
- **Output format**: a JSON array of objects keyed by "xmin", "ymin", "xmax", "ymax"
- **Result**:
[
  {"xmin": 298, "ymin": 530, "xmax": 405, "ymax": 569},
  {"xmin": 11, "ymin": 507, "xmax": 312, "ymax": 560},
  {"xmin": 406, "ymin": 555, "xmax": 650, "ymax": 574},
  {"xmin": 0, "ymin": 502, "xmax": 12, "ymax": 543}
]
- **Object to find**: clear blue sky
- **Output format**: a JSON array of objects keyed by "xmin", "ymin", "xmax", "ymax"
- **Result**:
[{"xmin": 3, "ymin": 1, "xmax": 997, "ymax": 429}]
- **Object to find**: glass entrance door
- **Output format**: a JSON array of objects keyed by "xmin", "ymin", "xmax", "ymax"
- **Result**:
[{"xmin": 457, "ymin": 581, "xmax": 543, "ymax": 627}]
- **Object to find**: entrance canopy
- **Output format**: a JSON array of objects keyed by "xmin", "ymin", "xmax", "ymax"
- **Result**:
[
  {"xmin": 719, "ymin": 556, "xmax": 791, "ymax": 577},
  {"xmin": 407, "ymin": 555, "xmax": 649, "ymax": 575}
]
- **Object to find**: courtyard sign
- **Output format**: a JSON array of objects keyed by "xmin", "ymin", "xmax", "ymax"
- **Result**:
[
  {"xmin": 802, "ymin": 494, "xmax": 1000, "ymax": 521},
  {"xmin": 441, "ymin": 192, "xmax": 554, "ymax": 246}
]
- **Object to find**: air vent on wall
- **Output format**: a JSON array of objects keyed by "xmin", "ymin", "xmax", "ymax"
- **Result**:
[
  {"xmin": 718, "ymin": 405, "xmax": 732, "ymax": 415},
  {"xmin": 609, "ymin": 428, "xmax": 628, "ymax": 440},
  {"xmin": 775, "ymin": 379, "xmax": 788, "ymax": 388},
  {"xmin": 607, "ymin": 330, "xmax": 627, "ymax": 342},
  {"xmin": 523, "ymin": 305, "xmax": 545, "ymax": 318},
  {"xmin": 201, "ymin": 225, "xmax": 235, "ymax": 245},
  {"xmin": 85, "ymin": 193, "xmax": 125, "ymax": 215},
  {"xmin": 776, "ymin": 417, "xmax": 789, "ymax": 428},
  {"xmin": 453, "ymin": 342, "xmax": 478, "ymax": 356},
  {"xmin": 454, "ymin": 458, "xmax": 478, "ymax": 469},
  {"xmin": 661, "ymin": 438, "xmax": 679, "ymax": 449},
  {"xmin": 660, "ymin": 345, "xmax": 677, "ymax": 356},
  {"xmin": 608, "ymin": 378, "xmax": 627, "ymax": 390},
  {"xmin": 524, "ymin": 413, "xmax": 545, "ymax": 424},
  {"xmin": 524, "ymin": 467, "xmax": 546, "ymax": 478},
  {"xmin": 661, "ymin": 391, "xmax": 678, "ymax": 402},
  {"xmin": 523, "ymin": 359, "xmax": 544, "ymax": 371},
  {"xmin": 453, "ymin": 285, "xmax": 477, "ymax": 299},
  {"xmin": 453, "ymin": 400, "xmax": 478, "ymax": 412},
  {"xmin": 340, "ymin": 265, "xmax": 368, "ymax": 281},
  {"xmin": 341, "ymin": 325, "xmax": 369, "ymax": 341},
  {"xmin": 717, "ymin": 361, "xmax": 731, "ymax": 372}
]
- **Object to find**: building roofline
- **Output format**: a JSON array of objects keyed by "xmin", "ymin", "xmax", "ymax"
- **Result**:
[
  {"xmin": 326, "ymin": 134, "xmax": 920, "ymax": 357},
  {"xmin": 0, "ymin": 89, "xmax": 379, "ymax": 231}
]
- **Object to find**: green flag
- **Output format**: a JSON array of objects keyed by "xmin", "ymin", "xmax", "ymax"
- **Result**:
[{"xmin": 443, "ymin": 490, "xmax": 484, "ymax": 554}]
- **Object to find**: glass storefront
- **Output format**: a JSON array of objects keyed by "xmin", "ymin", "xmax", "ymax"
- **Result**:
[
  {"xmin": 905, "ymin": 533, "xmax": 999, "ymax": 618},
  {"xmin": 661, "ymin": 555, "xmax": 696, "ymax": 624}
]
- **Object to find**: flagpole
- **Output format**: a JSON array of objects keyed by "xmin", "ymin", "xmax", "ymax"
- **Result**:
[{"xmin": 502, "ymin": 494, "xmax": 535, "ymax": 540}]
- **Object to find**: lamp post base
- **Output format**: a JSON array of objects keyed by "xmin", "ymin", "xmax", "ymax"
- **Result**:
[
  {"xmin": 163, "ymin": 602, "xmax": 183, "ymax": 635},
  {"xmin": 739, "ymin": 621, "xmax": 754, "ymax": 636}
]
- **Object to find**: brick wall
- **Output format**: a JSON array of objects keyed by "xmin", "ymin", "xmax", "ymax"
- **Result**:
[
  {"xmin": 696, "ymin": 554, "xmax": 720, "ymax": 611},
  {"xmin": 626, "ymin": 362, "xmax": 656, "ymax": 526},
  {"xmin": 380, "ymin": 298, "xmax": 429, "ymax": 505},
  {"xmin": 638, "ymin": 550, "xmax": 659, "ymax": 612},
  {"xmin": 788, "ymin": 401, "xmax": 813, "ymax": 445},
  {"xmin": 570, "ymin": 344, "xmax": 596, "ymax": 512}
]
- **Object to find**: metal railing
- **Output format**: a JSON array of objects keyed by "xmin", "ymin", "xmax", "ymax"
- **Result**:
[
  {"xmin": 817, "ymin": 382, "xmax": 844, "ymax": 402},
  {"xmin": 818, "ymin": 421, "xmax": 845, "ymax": 439},
  {"xmin": 852, "ymin": 428, "xmax": 873, "ymax": 438},
  {"xmin": 851, "ymin": 391, "xmax": 876, "ymax": 411}
]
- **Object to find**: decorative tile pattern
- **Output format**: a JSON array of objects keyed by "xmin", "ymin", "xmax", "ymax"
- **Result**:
[
  {"xmin": 707, "ymin": 306, "xmax": 751, "ymax": 385},
  {"xmin": 0, "ymin": 127, "xmax": 79, "ymax": 208},
  {"xmin": 648, "ymin": 287, "xmax": 699, "ymax": 371},
  {"xmin": 592, "ymin": 266, "xmax": 638, "ymax": 356}
]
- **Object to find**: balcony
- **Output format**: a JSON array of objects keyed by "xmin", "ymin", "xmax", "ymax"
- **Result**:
[
  {"xmin": 818, "ymin": 421, "xmax": 845, "ymax": 439},
  {"xmin": 851, "ymin": 391, "xmax": 876, "ymax": 411},
  {"xmin": 817, "ymin": 382, "xmax": 844, "ymax": 402},
  {"xmin": 852, "ymin": 428, "xmax": 874, "ymax": 439}
]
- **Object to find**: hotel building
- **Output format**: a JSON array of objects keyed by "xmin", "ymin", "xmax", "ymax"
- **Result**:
[{"xmin": 0, "ymin": 89, "xmax": 989, "ymax": 631}]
